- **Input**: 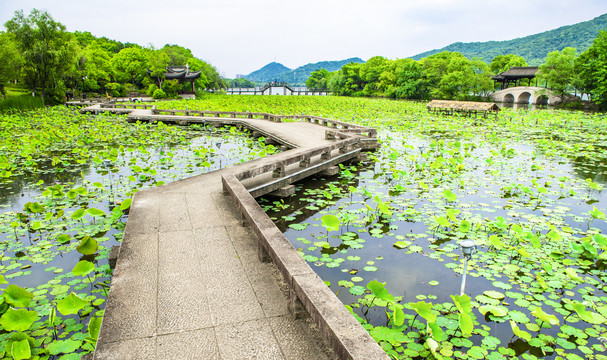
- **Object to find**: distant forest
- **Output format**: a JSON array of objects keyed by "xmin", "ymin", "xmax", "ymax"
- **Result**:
[
  {"xmin": 411, "ymin": 13, "xmax": 607, "ymax": 65},
  {"xmin": 0, "ymin": 9, "xmax": 225, "ymax": 104}
]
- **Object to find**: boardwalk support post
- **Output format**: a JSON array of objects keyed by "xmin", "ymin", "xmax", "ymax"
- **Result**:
[{"xmin": 288, "ymin": 287, "xmax": 308, "ymax": 319}]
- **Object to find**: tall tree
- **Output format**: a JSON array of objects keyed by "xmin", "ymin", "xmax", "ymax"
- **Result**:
[
  {"xmin": 537, "ymin": 47, "xmax": 578, "ymax": 96},
  {"xmin": 147, "ymin": 49, "xmax": 170, "ymax": 89},
  {"xmin": 489, "ymin": 54, "xmax": 528, "ymax": 74},
  {"xmin": 5, "ymin": 9, "xmax": 76, "ymax": 102},
  {"xmin": 306, "ymin": 69, "xmax": 330, "ymax": 89},
  {"xmin": 0, "ymin": 32, "xmax": 23, "ymax": 97},
  {"xmin": 112, "ymin": 47, "xmax": 148, "ymax": 91},
  {"xmin": 393, "ymin": 58, "xmax": 428, "ymax": 100},
  {"xmin": 575, "ymin": 30, "xmax": 607, "ymax": 106}
]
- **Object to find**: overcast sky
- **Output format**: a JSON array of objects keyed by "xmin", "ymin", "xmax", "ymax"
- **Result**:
[{"xmin": 1, "ymin": 0, "xmax": 606, "ymax": 78}]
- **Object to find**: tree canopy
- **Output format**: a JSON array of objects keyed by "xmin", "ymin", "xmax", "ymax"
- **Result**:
[{"xmin": 1, "ymin": 9, "xmax": 224, "ymax": 104}]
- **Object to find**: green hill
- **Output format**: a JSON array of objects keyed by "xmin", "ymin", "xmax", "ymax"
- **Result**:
[
  {"xmin": 244, "ymin": 62, "xmax": 292, "ymax": 82},
  {"xmin": 410, "ymin": 13, "xmax": 607, "ymax": 64},
  {"xmin": 244, "ymin": 58, "xmax": 364, "ymax": 85},
  {"xmin": 275, "ymin": 58, "xmax": 364, "ymax": 85}
]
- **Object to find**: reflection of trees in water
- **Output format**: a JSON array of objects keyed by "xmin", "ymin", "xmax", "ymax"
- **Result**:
[
  {"xmin": 265, "ymin": 170, "xmax": 364, "ymax": 233},
  {"xmin": 0, "ymin": 159, "xmax": 93, "ymax": 209},
  {"xmin": 571, "ymin": 155, "xmax": 607, "ymax": 184}
]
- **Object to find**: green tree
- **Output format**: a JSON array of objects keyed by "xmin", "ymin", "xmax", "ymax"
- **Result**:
[
  {"xmin": 360, "ymin": 56, "xmax": 390, "ymax": 96},
  {"xmin": 537, "ymin": 47, "xmax": 578, "ymax": 96},
  {"xmin": 393, "ymin": 58, "xmax": 428, "ymax": 100},
  {"xmin": 82, "ymin": 42, "xmax": 115, "ymax": 92},
  {"xmin": 5, "ymin": 9, "xmax": 77, "ymax": 102},
  {"xmin": 489, "ymin": 54, "xmax": 528, "ymax": 74},
  {"xmin": 575, "ymin": 30, "xmax": 607, "ymax": 106},
  {"xmin": 111, "ymin": 47, "xmax": 148, "ymax": 91},
  {"xmin": 306, "ymin": 69, "xmax": 330, "ymax": 89},
  {"xmin": 147, "ymin": 49, "xmax": 170, "ymax": 89},
  {"xmin": 0, "ymin": 32, "xmax": 23, "ymax": 97}
]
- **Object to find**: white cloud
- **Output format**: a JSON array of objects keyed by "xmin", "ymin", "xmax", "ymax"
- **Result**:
[{"xmin": 1, "ymin": 0, "xmax": 606, "ymax": 77}]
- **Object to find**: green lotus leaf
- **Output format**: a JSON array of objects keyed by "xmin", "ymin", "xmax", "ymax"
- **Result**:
[
  {"xmin": 321, "ymin": 214, "xmax": 340, "ymax": 232},
  {"xmin": 483, "ymin": 290, "xmax": 505, "ymax": 300},
  {"xmin": 119, "ymin": 198, "xmax": 132, "ymax": 211},
  {"xmin": 72, "ymin": 260, "xmax": 95, "ymax": 276},
  {"xmin": 370, "ymin": 326, "xmax": 408, "ymax": 346},
  {"xmin": 71, "ymin": 208, "xmax": 85, "ymax": 220},
  {"xmin": 393, "ymin": 240, "xmax": 411, "ymax": 249},
  {"xmin": 442, "ymin": 189, "xmax": 457, "ymax": 202},
  {"xmin": 11, "ymin": 337, "xmax": 31, "ymax": 360},
  {"xmin": 531, "ymin": 307, "xmax": 559, "ymax": 326},
  {"xmin": 76, "ymin": 236, "xmax": 98, "ymax": 255},
  {"xmin": 57, "ymin": 292, "xmax": 88, "ymax": 315},
  {"xmin": 428, "ymin": 321, "xmax": 444, "ymax": 341},
  {"xmin": 410, "ymin": 301, "xmax": 436, "ymax": 323},
  {"xmin": 86, "ymin": 207, "xmax": 105, "ymax": 217},
  {"xmin": 47, "ymin": 339, "xmax": 83, "ymax": 355},
  {"xmin": 459, "ymin": 219, "xmax": 471, "ymax": 233},
  {"xmin": 2, "ymin": 284, "xmax": 33, "ymax": 307},
  {"xmin": 367, "ymin": 280, "xmax": 394, "ymax": 302},
  {"xmin": 0, "ymin": 308, "xmax": 38, "ymax": 332},
  {"xmin": 479, "ymin": 305, "xmax": 508, "ymax": 317}
]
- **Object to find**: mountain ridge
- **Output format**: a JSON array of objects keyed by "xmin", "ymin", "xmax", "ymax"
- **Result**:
[
  {"xmin": 410, "ymin": 13, "xmax": 607, "ymax": 64},
  {"xmin": 243, "ymin": 57, "xmax": 364, "ymax": 85}
]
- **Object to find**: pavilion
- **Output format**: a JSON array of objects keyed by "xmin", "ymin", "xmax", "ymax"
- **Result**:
[
  {"xmin": 492, "ymin": 66, "xmax": 539, "ymax": 90},
  {"xmin": 154, "ymin": 65, "xmax": 201, "ymax": 93}
]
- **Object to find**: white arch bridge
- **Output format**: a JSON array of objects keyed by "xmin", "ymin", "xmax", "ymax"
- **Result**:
[{"xmin": 491, "ymin": 86, "xmax": 564, "ymax": 105}]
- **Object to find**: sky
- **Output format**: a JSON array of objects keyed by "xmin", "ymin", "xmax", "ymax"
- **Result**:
[{"xmin": 1, "ymin": 0, "xmax": 607, "ymax": 78}]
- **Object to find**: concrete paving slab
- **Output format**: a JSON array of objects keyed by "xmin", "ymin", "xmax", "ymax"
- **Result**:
[
  {"xmin": 157, "ymin": 329, "xmax": 220, "ymax": 360},
  {"xmin": 157, "ymin": 193, "xmax": 191, "ymax": 233},
  {"xmin": 269, "ymin": 315, "xmax": 335, "ymax": 360},
  {"xmin": 215, "ymin": 319, "xmax": 285, "ymax": 360},
  {"xmin": 94, "ymin": 337, "xmax": 155, "ymax": 360},
  {"xmin": 157, "ymin": 231, "xmax": 212, "ymax": 334}
]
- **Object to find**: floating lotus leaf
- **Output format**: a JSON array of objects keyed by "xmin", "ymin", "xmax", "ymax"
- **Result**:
[
  {"xmin": 47, "ymin": 339, "xmax": 83, "ymax": 355},
  {"xmin": 478, "ymin": 305, "xmax": 508, "ymax": 317},
  {"xmin": 0, "ymin": 308, "xmax": 38, "ymax": 332},
  {"xmin": 2, "ymin": 284, "xmax": 33, "ymax": 307},
  {"xmin": 57, "ymin": 292, "xmax": 88, "ymax": 315}
]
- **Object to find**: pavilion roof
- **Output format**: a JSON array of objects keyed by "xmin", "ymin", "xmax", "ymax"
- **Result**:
[{"xmin": 493, "ymin": 66, "xmax": 539, "ymax": 81}]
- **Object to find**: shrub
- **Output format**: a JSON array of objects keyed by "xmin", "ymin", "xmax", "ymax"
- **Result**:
[
  {"xmin": 105, "ymin": 83, "xmax": 124, "ymax": 97},
  {"xmin": 152, "ymin": 89, "xmax": 167, "ymax": 99},
  {"xmin": 146, "ymin": 84, "xmax": 159, "ymax": 97}
]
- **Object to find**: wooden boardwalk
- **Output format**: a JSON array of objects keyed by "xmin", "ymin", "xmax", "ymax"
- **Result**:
[{"xmin": 85, "ymin": 106, "xmax": 388, "ymax": 360}]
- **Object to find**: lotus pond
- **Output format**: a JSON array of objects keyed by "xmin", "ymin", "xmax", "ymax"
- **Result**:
[
  {"xmin": 1, "ymin": 96, "xmax": 606, "ymax": 360},
  {"xmin": 254, "ymin": 103, "xmax": 607, "ymax": 359},
  {"xmin": 0, "ymin": 106, "xmax": 277, "ymax": 359},
  {"xmin": 162, "ymin": 95, "xmax": 607, "ymax": 359}
]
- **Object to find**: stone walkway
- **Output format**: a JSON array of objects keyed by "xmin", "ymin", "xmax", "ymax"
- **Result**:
[{"xmin": 94, "ymin": 120, "xmax": 341, "ymax": 359}]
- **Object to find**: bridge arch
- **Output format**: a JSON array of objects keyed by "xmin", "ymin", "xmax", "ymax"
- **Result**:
[
  {"xmin": 535, "ymin": 95, "xmax": 549, "ymax": 105},
  {"xmin": 517, "ymin": 92, "xmax": 532, "ymax": 104},
  {"xmin": 503, "ymin": 94, "xmax": 515, "ymax": 103}
]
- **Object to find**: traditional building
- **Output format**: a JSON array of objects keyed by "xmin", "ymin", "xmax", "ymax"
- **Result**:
[
  {"xmin": 492, "ymin": 66, "xmax": 539, "ymax": 90},
  {"xmin": 150, "ymin": 65, "xmax": 202, "ymax": 93}
]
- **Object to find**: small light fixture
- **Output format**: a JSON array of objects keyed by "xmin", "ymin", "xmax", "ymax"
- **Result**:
[
  {"xmin": 460, "ymin": 240, "xmax": 476, "ymax": 258},
  {"xmin": 103, "ymin": 159, "xmax": 112, "ymax": 168},
  {"xmin": 419, "ymin": 146, "xmax": 426, "ymax": 154}
]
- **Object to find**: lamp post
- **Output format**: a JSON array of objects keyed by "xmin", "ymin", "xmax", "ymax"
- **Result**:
[
  {"xmin": 459, "ymin": 240, "xmax": 476, "ymax": 295},
  {"xmin": 103, "ymin": 159, "xmax": 114, "ymax": 204}
]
